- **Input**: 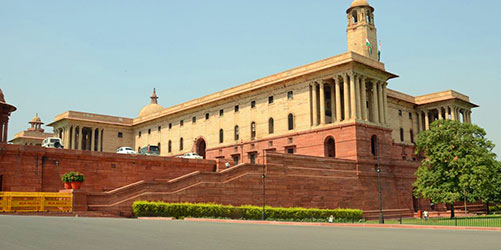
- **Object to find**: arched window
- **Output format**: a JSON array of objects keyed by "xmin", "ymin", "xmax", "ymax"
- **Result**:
[
  {"xmin": 219, "ymin": 129, "xmax": 224, "ymax": 143},
  {"xmin": 168, "ymin": 140, "xmax": 172, "ymax": 153},
  {"xmin": 234, "ymin": 126, "xmax": 239, "ymax": 141},
  {"xmin": 400, "ymin": 128, "xmax": 404, "ymax": 142},
  {"xmin": 352, "ymin": 11, "xmax": 358, "ymax": 23},
  {"xmin": 324, "ymin": 137, "xmax": 336, "ymax": 158},
  {"xmin": 180, "ymin": 138, "xmax": 183, "ymax": 150},
  {"xmin": 251, "ymin": 122, "xmax": 256, "ymax": 139},
  {"xmin": 371, "ymin": 135, "xmax": 378, "ymax": 157},
  {"xmin": 410, "ymin": 129, "xmax": 415, "ymax": 144},
  {"xmin": 288, "ymin": 114, "xmax": 294, "ymax": 130},
  {"xmin": 366, "ymin": 13, "xmax": 371, "ymax": 23},
  {"xmin": 268, "ymin": 118, "xmax": 274, "ymax": 134}
]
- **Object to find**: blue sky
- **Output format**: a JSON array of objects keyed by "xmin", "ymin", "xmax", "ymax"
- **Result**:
[{"xmin": 1, "ymin": 0, "xmax": 500, "ymax": 157}]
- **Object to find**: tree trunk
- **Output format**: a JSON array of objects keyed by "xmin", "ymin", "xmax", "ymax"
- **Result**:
[
  {"xmin": 450, "ymin": 204, "xmax": 455, "ymax": 219},
  {"xmin": 486, "ymin": 201, "xmax": 490, "ymax": 214}
]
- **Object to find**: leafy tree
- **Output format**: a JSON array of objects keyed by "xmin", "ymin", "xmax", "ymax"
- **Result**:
[{"xmin": 413, "ymin": 120, "xmax": 498, "ymax": 218}]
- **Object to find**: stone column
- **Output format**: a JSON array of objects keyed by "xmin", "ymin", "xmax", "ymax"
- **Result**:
[
  {"xmin": 0, "ymin": 121, "xmax": 4, "ymax": 142},
  {"xmin": 95, "ymin": 129, "xmax": 100, "ymax": 151},
  {"xmin": 319, "ymin": 81, "xmax": 326, "ymax": 125},
  {"xmin": 361, "ymin": 77, "xmax": 368, "ymax": 121},
  {"xmin": 350, "ymin": 73, "xmax": 357, "ymax": 120},
  {"xmin": 438, "ymin": 107, "xmax": 443, "ymax": 120},
  {"xmin": 312, "ymin": 83, "xmax": 318, "ymax": 126},
  {"xmin": 416, "ymin": 112, "xmax": 422, "ymax": 133},
  {"xmin": 2, "ymin": 121, "xmax": 7, "ymax": 142},
  {"xmin": 372, "ymin": 81, "xmax": 380, "ymax": 123},
  {"xmin": 377, "ymin": 82, "xmax": 384, "ymax": 124},
  {"xmin": 91, "ymin": 128, "xmax": 95, "ymax": 151},
  {"xmin": 343, "ymin": 74, "xmax": 350, "ymax": 121},
  {"xmin": 335, "ymin": 77, "xmax": 342, "ymax": 122},
  {"xmin": 467, "ymin": 111, "xmax": 472, "ymax": 123},
  {"xmin": 450, "ymin": 106, "xmax": 456, "ymax": 121},
  {"xmin": 77, "ymin": 127, "xmax": 83, "ymax": 150},
  {"xmin": 424, "ymin": 110, "xmax": 430, "ymax": 130},
  {"xmin": 355, "ymin": 76, "xmax": 362, "ymax": 120},
  {"xmin": 330, "ymin": 81, "xmax": 336, "ymax": 123},
  {"xmin": 382, "ymin": 82, "xmax": 388, "ymax": 124}
]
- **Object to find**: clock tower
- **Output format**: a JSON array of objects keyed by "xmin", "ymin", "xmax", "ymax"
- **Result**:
[{"xmin": 346, "ymin": 0, "xmax": 379, "ymax": 61}]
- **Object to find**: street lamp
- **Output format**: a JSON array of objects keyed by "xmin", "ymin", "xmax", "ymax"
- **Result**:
[
  {"xmin": 376, "ymin": 139, "xmax": 384, "ymax": 224},
  {"xmin": 262, "ymin": 149, "xmax": 266, "ymax": 221}
]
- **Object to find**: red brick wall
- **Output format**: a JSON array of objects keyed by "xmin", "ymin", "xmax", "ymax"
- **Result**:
[{"xmin": 0, "ymin": 144, "xmax": 216, "ymax": 193}]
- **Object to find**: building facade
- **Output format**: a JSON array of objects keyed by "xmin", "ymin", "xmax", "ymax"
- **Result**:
[
  {"xmin": 48, "ymin": 0, "xmax": 476, "ymax": 164},
  {"xmin": 0, "ymin": 88, "xmax": 17, "ymax": 143},
  {"xmin": 9, "ymin": 114, "xmax": 53, "ymax": 146}
]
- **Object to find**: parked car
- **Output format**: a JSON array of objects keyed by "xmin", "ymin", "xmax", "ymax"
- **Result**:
[
  {"xmin": 42, "ymin": 137, "xmax": 64, "ymax": 149},
  {"xmin": 138, "ymin": 145, "xmax": 160, "ymax": 156},
  {"xmin": 177, "ymin": 152, "xmax": 203, "ymax": 159},
  {"xmin": 116, "ymin": 147, "xmax": 137, "ymax": 154}
]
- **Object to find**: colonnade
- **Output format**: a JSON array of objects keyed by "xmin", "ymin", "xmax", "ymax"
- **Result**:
[
  {"xmin": 415, "ymin": 105, "xmax": 472, "ymax": 132},
  {"xmin": 55, "ymin": 125, "xmax": 104, "ymax": 151},
  {"xmin": 0, "ymin": 117, "xmax": 8, "ymax": 143},
  {"xmin": 310, "ymin": 72, "xmax": 388, "ymax": 126}
]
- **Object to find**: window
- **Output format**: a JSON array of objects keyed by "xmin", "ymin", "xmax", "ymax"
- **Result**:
[
  {"xmin": 118, "ymin": 132, "xmax": 123, "ymax": 138},
  {"xmin": 180, "ymin": 120, "xmax": 184, "ymax": 127},
  {"xmin": 234, "ymin": 105, "xmax": 239, "ymax": 112},
  {"xmin": 286, "ymin": 147, "xmax": 295, "ymax": 154},
  {"xmin": 192, "ymin": 116, "xmax": 196, "ymax": 123},
  {"xmin": 232, "ymin": 155, "xmax": 240, "ymax": 165},
  {"xmin": 158, "ymin": 126, "xmax": 161, "ymax": 131},
  {"xmin": 398, "ymin": 110, "xmax": 403, "ymax": 116},
  {"xmin": 168, "ymin": 140, "xmax": 172, "ymax": 153},
  {"xmin": 138, "ymin": 131, "xmax": 142, "ymax": 137},
  {"xmin": 288, "ymin": 113, "xmax": 294, "ymax": 130},
  {"xmin": 234, "ymin": 126, "xmax": 239, "ymax": 141},
  {"xmin": 371, "ymin": 135, "xmax": 378, "ymax": 156},
  {"xmin": 409, "ymin": 112, "xmax": 413, "ymax": 119},
  {"xmin": 219, "ymin": 129, "xmax": 224, "ymax": 143},
  {"xmin": 148, "ymin": 129, "xmax": 151, "ymax": 134},
  {"xmin": 251, "ymin": 122, "xmax": 256, "ymax": 139},
  {"xmin": 268, "ymin": 118, "xmax": 274, "ymax": 134},
  {"xmin": 249, "ymin": 153, "xmax": 257, "ymax": 164},
  {"xmin": 157, "ymin": 143, "xmax": 161, "ymax": 151},
  {"xmin": 287, "ymin": 91, "xmax": 293, "ymax": 100},
  {"xmin": 205, "ymin": 113, "xmax": 210, "ymax": 120},
  {"xmin": 268, "ymin": 96, "xmax": 274, "ymax": 104},
  {"xmin": 410, "ymin": 129, "xmax": 415, "ymax": 144},
  {"xmin": 352, "ymin": 11, "xmax": 358, "ymax": 23},
  {"xmin": 180, "ymin": 138, "xmax": 183, "ymax": 150},
  {"xmin": 400, "ymin": 128, "xmax": 404, "ymax": 142},
  {"xmin": 324, "ymin": 137, "xmax": 336, "ymax": 158},
  {"xmin": 169, "ymin": 123, "xmax": 172, "ymax": 129},
  {"xmin": 251, "ymin": 101, "xmax": 256, "ymax": 108},
  {"xmin": 219, "ymin": 109, "xmax": 224, "ymax": 117}
]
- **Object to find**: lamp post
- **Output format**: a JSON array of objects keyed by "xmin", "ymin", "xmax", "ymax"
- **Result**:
[
  {"xmin": 262, "ymin": 149, "xmax": 266, "ymax": 221},
  {"xmin": 376, "ymin": 140, "xmax": 384, "ymax": 224}
]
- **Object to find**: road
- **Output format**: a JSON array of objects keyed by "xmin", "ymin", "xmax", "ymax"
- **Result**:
[{"xmin": 0, "ymin": 215, "xmax": 498, "ymax": 250}]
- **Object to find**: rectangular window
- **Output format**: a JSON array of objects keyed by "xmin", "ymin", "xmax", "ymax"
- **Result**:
[
  {"xmin": 205, "ymin": 113, "xmax": 210, "ymax": 120},
  {"xmin": 268, "ymin": 96, "xmax": 274, "ymax": 104},
  {"xmin": 234, "ymin": 105, "xmax": 239, "ymax": 112},
  {"xmin": 251, "ymin": 101, "xmax": 256, "ymax": 108},
  {"xmin": 219, "ymin": 109, "xmax": 224, "ymax": 117},
  {"xmin": 118, "ymin": 132, "xmax": 123, "ymax": 138},
  {"xmin": 286, "ymin": 147, "xmax": 295, "ymax": 154},
  {"xmin": 169, "ymin": 123, "xmax": 172, "ymax": 129},
  {"xmin": 192, "ymin": 116, "xmax": 196, "ymax": 123},
  {"xmin": 180, "ymin": 120, "xmax": 184, "ymax": 127},
  {"xmin": 409, "ymin": 112, "xmax": 413, "ymax": 119},
  {"xmin": 232, "ymin": 155, "xmax": 240, "ymax": 165},
  {"xmin": 398, "ymin": 110, "xmax": 403, "ymax": 116},
  {"xmin": 249, "ymin": 153, "xmax": 256, "ymax": 164},
  {"xmin": 148, "ymin": 129, "xmax": 151, "ymax": 134},
  {"xmin": 158, "ymin": 126, "xmax": 161, "ymax": 131},
  {"xmin": 287, "ymin": 91, "xmax": 293, "ymax": 100},
  {"xmin": 138, "ymin": 131, "xmax": 142, "ymax": 137}
]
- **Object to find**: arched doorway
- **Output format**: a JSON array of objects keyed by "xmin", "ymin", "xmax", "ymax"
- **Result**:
[
  {"xmin": 324, "ymin": 136, "xmax": 336, "ymax": 158},
  {"xmin": 195, "ymin": 138, "xmax": 206, "ymax": 159}
]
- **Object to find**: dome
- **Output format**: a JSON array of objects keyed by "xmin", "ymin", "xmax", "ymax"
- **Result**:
[
  {"xmin": 347, "ymin": 0, "xmax": 373, "ymax": 13},
  {"xmin": 0, "ymin": 88, "xmax": 5, "ymax": 103},
  {"xmin": 30, "ymin": 113, "xmax": 42, "ymax": 123},
  {"xmin": 137, "ymin": 88, "xmax": 163, "ymax": 117}
]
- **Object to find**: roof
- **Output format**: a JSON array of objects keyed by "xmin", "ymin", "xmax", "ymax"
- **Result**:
[{"xmin": 347, "ymin": 0, "xmax": 374, "ymax": 13}]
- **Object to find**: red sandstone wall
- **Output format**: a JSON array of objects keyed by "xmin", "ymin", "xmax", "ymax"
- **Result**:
[{"xmin": 0, "ymin": 144, "xmax": 215, "ymax": 192}]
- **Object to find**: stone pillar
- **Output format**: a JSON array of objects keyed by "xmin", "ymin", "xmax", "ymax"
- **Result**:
[
  {"xmin": 0, "ymin": 121, "xmax": 3, "ymax": 142},
  {"xmin": 77, "ymin": 127, "xmax": 83, "ymax": 150},
  {"xmin": 330, "ymin": 81, "xmax": 336, "ymax": 123},
  {"xmin": 335, "ymin": 77, "xmax": 342, "ymax": 122},
  {"xmin": 416, "ymin": 112, "xmax": 422, "ymax": 133},
  {"xmin": 466, "ymin": 111, "xmax": 472, "ymax": 123},
  {"xmin": 95, "ymin": 129, "xmax": 100, "ymax": 151},
  {"xmin": 312, "ymin": 83, "xmax": 318, "ymax": 126},
  {"xmin": 2, "ymin": 121, "xmax": 7, "ymax": 142},
  {"xmin": 90, "ymin": 128, "xmax": 95, "ymax": 151},
  {"xmin": 372, "ymin": 81, "xmax": 379, "ymax": 123},
  {"xmin": 377, "ymin": 82, "xmax": 384, "ymax": 124},
  {"xmin": 361, "ymin": 77, "xmax": 368, "ymax": 121},
  {"xmin": 424, "ymin": 110, "xmax": 430, "ymax": 130},
  {"xmin": 350, "ymin": 73, "xmax": 357, "ymax": 120},
  {"xmin": 382, "ymin": 82, "xmax": 388, "ymax": 124},
  {"xmin": 343, "ymin": 74, "xmax": 350, "ymax": 121},
  {"xmin": 450, "ymin": 106, "xmax": 456, "ymax": 121},
  {"xmin": 355, "ymin": 76, "xmax": 362, "ymax": 120},
  {"xmin": 319, "ymin": 81, "xmax": 326, "ymax": 125},
  {"xmin": 438, "ymin": 107, "xmax": 443, "ymax": 120}
]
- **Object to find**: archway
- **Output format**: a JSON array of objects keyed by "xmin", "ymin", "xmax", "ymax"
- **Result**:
[
  {"xmin": 324, "ymin": 136, "xmax": 336, "ymax": 158},
  {"xmin": 195, "ymin": 138, "xmax": 207, "ymax": 159}
]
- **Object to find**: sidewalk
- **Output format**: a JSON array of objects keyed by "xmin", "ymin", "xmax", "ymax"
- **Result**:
[{"xmin": 138, "ymin": 217, "xmax": 501, "ymax": 232}]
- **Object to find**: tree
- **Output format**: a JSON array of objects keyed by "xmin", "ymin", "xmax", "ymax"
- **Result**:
[{"xmin": 413, "ymin": 120, "xmax": 498, "ymax": 218}]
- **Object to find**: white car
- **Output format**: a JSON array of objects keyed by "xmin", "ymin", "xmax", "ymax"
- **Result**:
[
  {"xmin": 42, "ymin": 137, "xmax": 64, "ymax": 149},
  {"xmin": 116, "ymin": 147, "xmax": 137, "ymax": 154},
  {"xmin": 177, "ymin": 152, "xmax": 203, "ymax": 159}
]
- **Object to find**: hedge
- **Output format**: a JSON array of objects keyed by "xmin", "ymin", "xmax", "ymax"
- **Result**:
[
  {"xmin": 489, "ymin": 205, "xmax": 501, "ymax": 214},
  {"xmin": 132, "ymin": 201, "xmax": 363, "ymax": 221}
]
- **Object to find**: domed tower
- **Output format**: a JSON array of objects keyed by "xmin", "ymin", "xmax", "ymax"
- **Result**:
[
  {"xmin": 346, "ymin": 0, "xmax": 378, "ymax": 61},
  {"xmin": 28, "ymin": 113, "xmax": 44, "ymax": 132},
  {"xmin": 138, "ymin": 88, "xmax": 163, "ymax": 117}
]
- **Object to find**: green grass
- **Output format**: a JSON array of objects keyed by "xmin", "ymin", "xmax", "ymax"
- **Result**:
[{"xmin": 366, "ymin": 215, "xmax": 501, "ymax": 228}]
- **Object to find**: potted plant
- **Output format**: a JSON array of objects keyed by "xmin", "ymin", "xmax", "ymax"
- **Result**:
[
  {"xmin": 61, "ymin": 173, "xmax": 72, "ymax": 189},
  {"xmin": 69, "ymin": 172, "xmax": 85, "ymax": 190}
]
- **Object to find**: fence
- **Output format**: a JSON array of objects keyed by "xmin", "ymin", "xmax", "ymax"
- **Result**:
[
  {"xmin": 397, "ymin": 216, "xmax": 501, "ymax": 228},
  {"xmin": 0, "ymin": 192, "xmax": 72, "ymax": 213}
]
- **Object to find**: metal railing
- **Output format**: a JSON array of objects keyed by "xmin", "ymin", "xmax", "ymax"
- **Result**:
[
  {"xmin": 0, "ymin": 192, "xmax": 72, "ymax": 213},
  {"xmin": 396, "ymin": 216, "xmax": 501, "ymax": 228}
]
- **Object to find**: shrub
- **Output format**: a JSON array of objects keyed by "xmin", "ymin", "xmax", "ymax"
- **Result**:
[
  {"xmin": 132, "ymin": 201, "xmax": 363, "ymax": 222},
  {"xmin": 69, "ymin": 172, "xmax": 85, "ymax": 182},
  {"xmin": 61, "ymin": 173, "xmax": 71, "ymax": 183}
]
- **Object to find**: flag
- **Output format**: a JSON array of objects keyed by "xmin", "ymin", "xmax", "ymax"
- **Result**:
[
  {"xmin": 366, "ymin": 38, "xmax": 372, "ymax": 54},
  {"xmin": 378, "ymin": 41, "xmax": 381, "ymax": 61}
]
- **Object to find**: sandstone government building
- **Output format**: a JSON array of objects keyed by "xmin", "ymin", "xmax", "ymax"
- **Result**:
[{"xmin": 1, "ymin": 0, "xmax": 478, "ymax": 217}]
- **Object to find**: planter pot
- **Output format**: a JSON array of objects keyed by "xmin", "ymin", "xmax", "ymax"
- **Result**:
[
  {"xmin": 71, "ymin": 181, "xmax": 83, "ymax": 190},
  {"xmin": 64, "ymin": 182, "xmax": 72, "ymax": 190}
]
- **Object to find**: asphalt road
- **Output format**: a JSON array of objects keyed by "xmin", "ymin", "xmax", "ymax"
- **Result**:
[{"xmin": 0, "ymin": 215, "xmax": 499, "ymax": 250}]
